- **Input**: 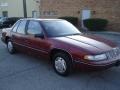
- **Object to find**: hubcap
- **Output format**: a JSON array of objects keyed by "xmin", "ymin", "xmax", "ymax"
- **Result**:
[
  {"xmin": 8, "ymin": 41, "xmax": 13, "ymax": 52},
  {"xmin": 55, "ymin": 57, "xmax": 67, "ymax": 73}
]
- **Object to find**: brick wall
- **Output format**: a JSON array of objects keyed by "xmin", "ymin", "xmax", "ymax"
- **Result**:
[{"xmin": 40, "ymin": 0, "xmax": 120, "ymax": 32}]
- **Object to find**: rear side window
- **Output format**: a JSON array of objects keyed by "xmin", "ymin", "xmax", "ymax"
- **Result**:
[
  {"xmin": 27, "ymin": 21, "xmax": 43, "ymax": 35},
  {"xmin": 12, "ymin": 21, "xmax": 21, "ymax": 32},
  {"xmin": 17, "ymin": 20, "xmax": 27, "ymax": 34}
]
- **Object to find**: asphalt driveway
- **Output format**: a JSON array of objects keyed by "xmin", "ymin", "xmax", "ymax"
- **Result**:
[{"xmin": 0, "ymin": 31, "xmax": 120, "ymax": 90}]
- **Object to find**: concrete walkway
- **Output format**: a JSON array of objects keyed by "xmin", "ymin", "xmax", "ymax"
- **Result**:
[
  {"xmin": 91, "ymin": 31, "xmax": 120, "ymax": 46},
  {"xmin": 91, "ymin": 31, "xmax": 120, "ymax": 36}
]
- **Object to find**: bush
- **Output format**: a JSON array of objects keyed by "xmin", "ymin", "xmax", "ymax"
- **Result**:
[
  {"xmin": 83, "ymin": 18, "xmax": 108, "ymax": 31},
  {"xmin": 58, "ymin": 16, "xmax": 78, "ymax": 27}
]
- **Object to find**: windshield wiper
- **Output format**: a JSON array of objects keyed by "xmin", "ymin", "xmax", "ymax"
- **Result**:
[
  {"xmin": 54, "ymin": 33, "xmax": 82, "ymax": 37},
  {"xmin": 68, "ymin": 33, "xmax": 81, "ymax": 36}
]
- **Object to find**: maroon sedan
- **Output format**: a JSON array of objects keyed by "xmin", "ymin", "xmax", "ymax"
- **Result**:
[{"xmin": 1, "ymin": 19, "xmax": 120, "ymax": 76}]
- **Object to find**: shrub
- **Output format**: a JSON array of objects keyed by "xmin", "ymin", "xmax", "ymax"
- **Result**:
[
  {"xmin": 83, "ymin": 18, "xmax": 108, "ymax": 31},
  {"xmin": 58, "ymin": 16, "xmax": 78, "ymax": 27}
]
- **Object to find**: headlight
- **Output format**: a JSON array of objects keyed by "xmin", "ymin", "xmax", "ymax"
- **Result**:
[{"xmin": 84, "ymin": 54, "xmax": 107, "ymax": 61}]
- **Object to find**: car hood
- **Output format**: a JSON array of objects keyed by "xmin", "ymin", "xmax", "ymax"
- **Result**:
[{"xmin": 52, "ymin": 34, "xmax": 117, "ymax": 54}]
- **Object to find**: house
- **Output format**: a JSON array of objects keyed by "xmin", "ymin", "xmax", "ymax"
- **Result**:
[
  {"xmin": 0, "ymin": 0, "xmax": 119, "ymax": 32},
  {"xmin": 0, "ymin": 0, "xmax": 40, "ymax": 18},
  {"xmin": 40, "ymin": 0, "xmax": 120, "ymax": 32}
]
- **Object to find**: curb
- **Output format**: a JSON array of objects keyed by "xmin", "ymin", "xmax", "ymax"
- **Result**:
[{"xmin": 103, "ymin": 31, "xmax": 120, "ymax": 35}]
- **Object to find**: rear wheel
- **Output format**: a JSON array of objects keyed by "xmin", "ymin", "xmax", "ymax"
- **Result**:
[
  {"xmin": 52, "ymin": 52, "xmax": 73, "ymax": 76},
  {"xmin": 7, "ymin": 39, "xmax": 15, "ymax": 54}
]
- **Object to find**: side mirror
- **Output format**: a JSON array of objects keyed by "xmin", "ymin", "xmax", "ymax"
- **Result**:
[{"xmin": 34, "ymin": 34, "xmax": 44, "ymax": 39}]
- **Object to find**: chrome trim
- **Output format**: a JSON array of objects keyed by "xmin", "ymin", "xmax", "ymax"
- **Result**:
[
  {"xmin": 55, "ymin": 57, "xmax": 67, "ymax": 73},
  {"xmin": 13, "ymin": 42, "xmax": 49, "ymax": 54},
  {"xmin": 74, "ymin": 59, "xmax": 117, "ymax": 67},
  {"xmin": 106, "ymin": 47, "xmax": 120, "ymax": 60},
  {"xmin": 7, "ymin": 41, "xmax": 13, "ymax": 52}
]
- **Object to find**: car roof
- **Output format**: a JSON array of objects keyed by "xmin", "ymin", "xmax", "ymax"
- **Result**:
[{"xmin": 19, "ymin": 18, "xmax": 65, "ymax": 21}]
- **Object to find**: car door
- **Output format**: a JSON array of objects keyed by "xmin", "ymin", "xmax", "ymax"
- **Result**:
[
  {"xmin": 11, "ymin": 20, "xmax": 28, "ymax": 50},
  {"xmin": 24, "ymin": 20, "xmax": 50, "ymax": 57}
]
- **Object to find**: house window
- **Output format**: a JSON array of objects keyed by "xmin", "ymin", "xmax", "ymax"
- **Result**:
[
  {"xmin": 2, "ymin": 11, "xmax": 8, "ymax": 17},
  {"xmin": 42, "ymin": 11, "xmax": 57, "ymax": 16},
  {"xmin": 82, "ymin": 10, "xmax": 91, "ymax": 20},
  {"xmin": 32, "ymin": 11, "xmax": 37, "ymax": 18}
]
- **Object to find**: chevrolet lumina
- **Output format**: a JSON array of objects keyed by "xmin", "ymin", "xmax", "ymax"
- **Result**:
[{"xmin": 1, "ymin": 19, "xmax": 120, "ymax": 76}]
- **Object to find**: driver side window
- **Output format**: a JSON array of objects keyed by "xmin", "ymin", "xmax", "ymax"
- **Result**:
[{"xmin": 27, "ymin": 21, "xmax": 43, "ymax": 35}]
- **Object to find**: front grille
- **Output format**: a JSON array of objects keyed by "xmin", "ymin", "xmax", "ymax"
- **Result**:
[{"xmin": 106, "ymin": 47, "xmax": 120, "ymax": 59}]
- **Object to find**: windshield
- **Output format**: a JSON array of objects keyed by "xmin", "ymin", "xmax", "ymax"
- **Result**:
[{"xmin": 41, "ymin": 20, "xmax": 81, "ymax": 37}]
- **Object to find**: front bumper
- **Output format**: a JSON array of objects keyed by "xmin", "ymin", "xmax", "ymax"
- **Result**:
[{"xmin": 73, "ymin": 55, "xmax": 120, "ymax": 71}]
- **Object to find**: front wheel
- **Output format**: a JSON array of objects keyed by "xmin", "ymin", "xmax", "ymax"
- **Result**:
[
  {"xmin": 52, "ymin": 53, "xmax": 73, "ymax": 76},
  {"xmin": 7, "ymin": 40, "xmax": 15, "ymax": 54}
]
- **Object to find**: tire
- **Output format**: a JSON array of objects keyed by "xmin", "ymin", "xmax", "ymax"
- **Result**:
[
  {"xmin": 52, "ymin": 52, "xmax": 73, "ymax": 76},
  {"xmin": 7, "ymin": 39, "xmax": 15, "ymax": 54}
]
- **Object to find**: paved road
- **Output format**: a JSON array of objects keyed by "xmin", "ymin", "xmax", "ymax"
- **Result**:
[{"xmin": 0, "ymin": 32, "xmax": 120, "ymax": 90}]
